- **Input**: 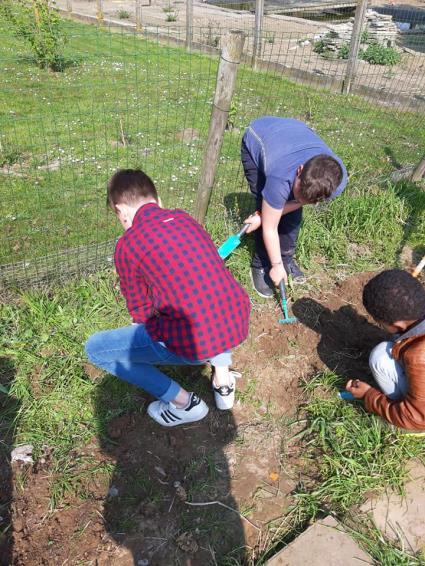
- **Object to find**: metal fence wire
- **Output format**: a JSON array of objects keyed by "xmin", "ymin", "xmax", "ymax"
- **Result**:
[{"xmin": 0, "ymin": 2, "xmax": 424, "ymax": 288}]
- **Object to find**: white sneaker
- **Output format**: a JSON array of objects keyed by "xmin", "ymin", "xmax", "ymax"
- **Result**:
[
  {"xmin": 212, "ymin": 371, "xmax": 241, "ymax": 410},
  {"xmin": 147, "ymin": 392, "xmax": 209, "ymax": 427}
]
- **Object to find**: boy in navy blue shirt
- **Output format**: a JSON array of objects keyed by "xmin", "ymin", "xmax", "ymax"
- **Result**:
[{"xmin": 241, "ymin": 117, "xmax": 348, "ymax": 297}]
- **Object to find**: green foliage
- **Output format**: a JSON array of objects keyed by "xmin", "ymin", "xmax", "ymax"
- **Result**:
[
  {"xmin": 296, "ymin": 371, "xmax": 425, "ymax": 513},
  {"xmin": 165, "ymin": 12, "xmax": 178, "ymax": 22},
  {"xmin": 360, "ymin": 43, "xmax": 401, "ymax": 66},
  {"xmin": 337, "ymin": 42, "xmax": 350, "ymax": 60},
  {"xmin": 0, "ymin": 18, "xmax": 422, "ymax": 272},
  {"xmin": 117, "ymin": 9, "xmax": 130, "ymax": 19},
  {"xmin": 226, "ymin": 99, "xmax": 238, "ymax": 130},
  {"xmin": 0, "ymin": 143, "xmax": 22, "ymax": 167},
  {"xmin": 0, "ymin": 0, "xmax": 66, "ymax": 71},
  {"xmin": 360, "ymin": 29, "xmax": 369, "ymax": 43},
  {"xmin": 314, "ymin": 29, "xmax": 401, "ymax": 66},
  {"xmin": 265, "ymin": 32, "xmax": 275, "ymax": 44},
  {"xmin": 313, "ymin": 38, "xmax": 333, "ymax": 58}
]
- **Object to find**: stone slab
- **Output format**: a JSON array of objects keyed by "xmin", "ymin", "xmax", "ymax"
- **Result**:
[
  {"xmin": 361, "ymin": 460, "xmax": 425, "ymax": 553},
  {"xmin": 266, "ymin": 516, "xmax": 373, "ymax": 566}
]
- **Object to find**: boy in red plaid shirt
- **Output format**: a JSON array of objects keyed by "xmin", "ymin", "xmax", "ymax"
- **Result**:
[{"xmin": 86, "ymin": 169, "xmax": 251, "ymax": 426}]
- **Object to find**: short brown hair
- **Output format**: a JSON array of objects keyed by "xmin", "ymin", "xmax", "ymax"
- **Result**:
[
  {"xmin": 299, "ymin": 155, "xmax": 343, "ymax": 203},
  {"xmin": 107, "ymin": 169, "xmax": 158, "ymax": 208}
]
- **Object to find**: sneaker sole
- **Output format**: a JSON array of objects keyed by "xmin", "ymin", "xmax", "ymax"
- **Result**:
[
  {"xmin": 250, "ymin": 270, "xmax": 274, "ymax": 299},
  {"xmin": 147, "ymin": 403, "xmax": 209, "ymax": 427}
]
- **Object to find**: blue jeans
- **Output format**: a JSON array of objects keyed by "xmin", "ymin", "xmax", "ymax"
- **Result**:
[
  {"xmin": 85, "ymin": 324, "xmax": 231, "ymax": 402},
  {"xmin": 241, "ymin": 139, "xmax": 302, "ymax": 269}
]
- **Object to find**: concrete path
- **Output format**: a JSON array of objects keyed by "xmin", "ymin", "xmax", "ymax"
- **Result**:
[
  {"xmin": 266, "ymin": 516, "xmax": 373, "ymax": 565},
  {"xmin": 361, "ymin": 459, "xmax": 425, "ymax": 554}
]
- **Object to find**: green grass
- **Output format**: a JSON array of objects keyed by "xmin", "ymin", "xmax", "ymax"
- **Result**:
[
  {"xmin": 0, "ymin": 17, "xmax": 424, "ymax": 281},
  {"xmin": 1, "ymin": 14, "xmax": 425, "ymax": 565},
  {"xmin": 256, "ymin": 370, "xmax": 425, "ymax": 564},
  {"xmin": 2, "ymin": 276, "xmax": 425, "ymax": 564}
]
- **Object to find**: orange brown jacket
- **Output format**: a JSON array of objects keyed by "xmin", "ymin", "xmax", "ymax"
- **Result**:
[{"xmin": 364, "ymin": 319, "xmax": 425, "ymax": 430}]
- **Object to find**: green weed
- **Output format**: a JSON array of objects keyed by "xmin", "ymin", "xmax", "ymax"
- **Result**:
[
  {"xmin": 360, "ymin": 43, "xmax": 401, "ymax": 66},
  {"xmin": 117, "ymin": 10, "xmax": 130, "ymax": 19},
  {"xmin": 0, "ymin": 0, "xmax": 67, "ymax": 71}
]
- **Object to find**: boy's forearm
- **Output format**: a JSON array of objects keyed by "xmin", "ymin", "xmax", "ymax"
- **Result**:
[{"xmin": 263, "ymin": 227, "xmax": 282, "ymax": 265}]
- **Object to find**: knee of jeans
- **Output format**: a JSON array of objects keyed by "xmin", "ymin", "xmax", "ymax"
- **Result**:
[
  {"xmin": 369, "ymin": 341, "xmax": 393, "ymax": 373},
  {"xmin": 85, "ymin": 332, "xmax": 103, "ymax": 363}
]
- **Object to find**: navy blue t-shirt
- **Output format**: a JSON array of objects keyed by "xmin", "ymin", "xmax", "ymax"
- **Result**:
[{"xmin": 243, "ymin": 117, "xmax": 348, "ymax": 209}]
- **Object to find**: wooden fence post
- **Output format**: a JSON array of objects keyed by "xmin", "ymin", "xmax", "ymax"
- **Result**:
[
  {"xmin": 342, "ymin": 0, "xmax": 368, "ymax": 94},
  {"xmin": 252, "ymin": 0, "xmax": 264, "ymax": 68},
  {"xmin": 96, "ymin": 0, "xmax": 104, "ymax": 23},
  {"xmin": 135, "ymin": 0, "xmax": 143, "ymax": 32},
  {"xmin": 411, "ymin": 155, "xmax": 425, "ymax": 182},
  {"xmin": 195, "ymin": 30, "xmax": 246, "ymax": 223},
  {"xmin": 186, "ymin": 0, "xmax": 193, "ymax": 50},
  {"xmin": 66, "ymin": 0, "xmax": 72, "ymax": 13}
]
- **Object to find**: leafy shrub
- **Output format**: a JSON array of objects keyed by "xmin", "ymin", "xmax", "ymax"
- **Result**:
[
  {"xmin": 313, "ymin": 39, "xmax": 335, "ymax": 59},
  {"xmin": 361, "ymin": 30, "xmax": 369, "ymax": 43},
  {"xmin": 360, "ymin": 43, "xmax": 401, "ymax": 65},
  {"xmin": 0, "ymin": 145, "xmax": 22, "ymax": 168},
  {"xmin": 313, "ymin": 39, "xmax": 327, "ymax": 54},
  {"xmin": 0, "ymin": 0, "xmax": 67, "ymax": 71},
  {"xmin": 117, "ymin": 10, "xmax": 130, "ymax": 19},
  {"xmin": 338, "ymin": 43, "xmax": 350, "ymax": 60},
  {"xmin": 315, "ymin": 30, "xmax": 401, "ymax": 66}
]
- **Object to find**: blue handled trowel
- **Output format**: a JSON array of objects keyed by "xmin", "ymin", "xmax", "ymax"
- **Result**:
[{"xmin": 218, "ymin": 223, "xmax": 249, "ymax": 260}]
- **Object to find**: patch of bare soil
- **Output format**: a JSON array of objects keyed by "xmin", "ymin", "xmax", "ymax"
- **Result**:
[{"xmin": 9, "ymin": 271, "xmax": 390, "ymax": 564}]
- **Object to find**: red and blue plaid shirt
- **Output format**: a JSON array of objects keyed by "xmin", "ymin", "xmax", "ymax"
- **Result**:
[{"xmin": 114, "ymin": 203, "xmax": 251, "ymax": 360}]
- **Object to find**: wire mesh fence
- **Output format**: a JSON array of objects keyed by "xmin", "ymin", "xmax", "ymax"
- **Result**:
[
  {"xmin": 0, "ymin": 3, "xmax": 424, "ymax": 289},
  {"xmin": 55, "ymin": 0, "xmax": 425, "ymax": 107}
]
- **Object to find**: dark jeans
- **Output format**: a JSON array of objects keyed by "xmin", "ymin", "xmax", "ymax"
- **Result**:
[{"xmin": 241, "ymin": 139, "xmax": 302, "ymax": 270}]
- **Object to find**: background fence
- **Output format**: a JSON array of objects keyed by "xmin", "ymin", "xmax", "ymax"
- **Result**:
[
  {"xmin": 55, "ymin": 0, "xmax": 425, "ymax": 107},
  {"xmin": 0, "ymin": 1, "xmax": 424, "ymax": 288}
]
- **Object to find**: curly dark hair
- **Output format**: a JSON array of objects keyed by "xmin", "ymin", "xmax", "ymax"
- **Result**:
[{"xmin": 363, "ymin": 269, "xmax": 425, "ymax": 324}]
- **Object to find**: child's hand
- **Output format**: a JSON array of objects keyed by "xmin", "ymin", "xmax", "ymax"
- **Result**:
[
  {"xmin": 345, "ymin": 379, "xmax": 371, "ymax": 399},
  {"xmin": 270, "ymin": 263, "xmax": 287, "ymax": 286},
  {"xmin": 243, "ymin": 211, "xmax": 261, "ymax": 233}
]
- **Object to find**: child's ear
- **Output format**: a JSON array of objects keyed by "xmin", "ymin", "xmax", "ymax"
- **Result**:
[{"xmin": 114, "ymin": 203, "xmax": 125, "ymax": 216}]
